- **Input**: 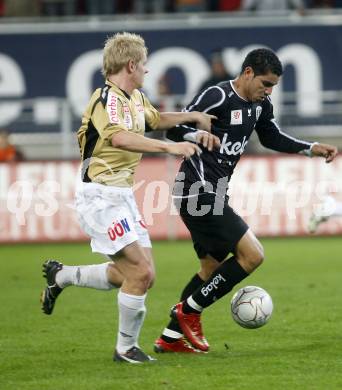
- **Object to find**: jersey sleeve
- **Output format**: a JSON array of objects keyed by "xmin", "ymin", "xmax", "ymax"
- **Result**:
[
  {"xmin": 167, "ymin": 86, "xmax": 225, "ymax": 142},
  {"xmin": 184, "ymin": 85, "xmax": 226, "ymax": 115},
  {"xmin": 255, "ymin": 97, "xmax": 312, "ymax": 154},
  {"xmin": 141, "ymin": 92, "xmax": 160, "ymax": 131},
  {"xmin": 92, "ymin": 90, "xmax": 129, "ymax": 141},
  {"xmin": 166, "ymin": 124, "xmax": 197, "ymax": 142}
]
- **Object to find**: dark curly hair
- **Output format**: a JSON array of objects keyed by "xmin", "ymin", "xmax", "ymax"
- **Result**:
[{"xmin": 241, "ymin": 48, "xmax": 283, "ymax": 77}]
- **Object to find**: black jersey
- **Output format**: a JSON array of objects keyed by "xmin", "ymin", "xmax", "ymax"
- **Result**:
[{"xmin": 167, "ymin": 80, "xmax": 312, "ymax": 198}]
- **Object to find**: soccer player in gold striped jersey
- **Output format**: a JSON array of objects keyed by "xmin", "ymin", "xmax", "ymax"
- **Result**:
[{"xmin": 40, "ymin": 32, "xmax": 220, "ymax": 363}]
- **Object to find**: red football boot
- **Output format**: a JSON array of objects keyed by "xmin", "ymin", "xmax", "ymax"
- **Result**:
[
  {"xmin": 154, "ymin": 337, "xmax": 203, "ymax": 353},
  {"xmin": 171, "ymin": 302, "xmax": 209, "ymax": 352}
]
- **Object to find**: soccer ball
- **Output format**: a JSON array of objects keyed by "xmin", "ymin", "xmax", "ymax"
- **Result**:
[{"xmin": 230, "ymin": 286, "xmax": 273, "ymax": 329}]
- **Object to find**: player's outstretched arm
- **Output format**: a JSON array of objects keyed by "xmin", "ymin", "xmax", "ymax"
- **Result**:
[
  {"xmin": 166, "ymin": 142, "xmax": 202, "ymax": 158},
  {"xmin": 157, "ymin": 111, "xmax": 216, "ymax": 132},
  {"xmin": 194, "ymin": 130, "xmax": 221, "ymax": 151},
  {"xmin": 111, "ymin": 130, "xmax": 201, "ymax": 157},
  {"xmin": 167, "ymin": 127, "xmax": 220, "ymax": 152},
  {"xmin": 310, "ymin": 143, "xmax": 338, "ymax": 163}
]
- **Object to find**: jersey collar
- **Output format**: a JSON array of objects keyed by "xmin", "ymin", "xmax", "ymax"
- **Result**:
[{"xmin": 105, "ymin": 79, "xmax": 131, "ymax": 100}]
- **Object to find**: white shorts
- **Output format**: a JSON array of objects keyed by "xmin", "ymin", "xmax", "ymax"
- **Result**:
[{"xmin": 75, "ymin": 182, "xmax": 151, "ymax": 255}]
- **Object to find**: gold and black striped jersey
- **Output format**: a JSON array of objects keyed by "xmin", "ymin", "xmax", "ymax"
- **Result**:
[{"xmin": 77, "ymin": 80, "xmax": 160, "ymax": 187}]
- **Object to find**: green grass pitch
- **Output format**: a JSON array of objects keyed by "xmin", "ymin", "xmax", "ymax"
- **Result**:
[{"xmin": 1, "ymin": 238, "xmax": 342, "ymax": 390}]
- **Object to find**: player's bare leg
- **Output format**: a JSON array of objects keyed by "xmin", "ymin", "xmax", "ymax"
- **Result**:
[
  {"xmin": 235, "ymin": 229, "xmax": 264, "ymax": 274},
  {"xmin": 172, "ymin": 229, "xmax": 263, "ymax": 351},
  {"xmin": 110, "ymin": 241, "xmax": 156, "ymax": 363},
  {"xmin": 141, "ymin": 247, "xmax": 156, "ymax": 289},
  {"xmin": 198, "ymin": 256, "xmax": 221, "ymax": 281}
]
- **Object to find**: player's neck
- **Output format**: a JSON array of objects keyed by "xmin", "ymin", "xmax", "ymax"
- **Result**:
[
  {"xmin": 108, "ymin": 74, "xmax": 135, "ymax": 96},
  {"xmin": 232, "ymin": 78, "xmax": 249, "ymax": 101}
]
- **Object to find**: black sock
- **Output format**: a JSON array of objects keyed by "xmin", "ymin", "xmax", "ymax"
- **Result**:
[
  {"xmin": 188, "ymin": 256, "xmax": 249, "ymax": 310},
  {"xmin": 180, "ymin": 274, "xmax": 204, "ymax": 301},
  {"xmin": 161, "ymin": 273, "xmax": 204, "ymax": 342}
]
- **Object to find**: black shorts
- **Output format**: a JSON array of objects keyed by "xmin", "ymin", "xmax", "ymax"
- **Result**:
[{"xmin": 176, "ymin": 193, "xmax": 249, "ymax": 262}]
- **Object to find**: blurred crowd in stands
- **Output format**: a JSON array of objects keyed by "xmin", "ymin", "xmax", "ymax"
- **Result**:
[{"xmin": 1, "ymin": 0, "xmax": 342, "ymax": 17}]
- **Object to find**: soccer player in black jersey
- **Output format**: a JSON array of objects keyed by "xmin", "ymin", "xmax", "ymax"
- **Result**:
[{"xmin": 154, "ymin": 48, "xmax": 338, "ymax": 353}]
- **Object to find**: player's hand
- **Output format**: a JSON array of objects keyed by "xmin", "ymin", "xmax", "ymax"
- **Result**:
[
  {"xmin": 196, "ymin": 130, "xmax": 221, "ymax": 151},
  {"xmin": 311, "ymin": 143, "xmax": 338, "ymax": 163},
  {"xmin": 167, "ymin": 141, "xmax": 201, "ymax": 159},
  {"xmin": 192, "ymin": 111, "xmax": 217, "ymax": 132}
]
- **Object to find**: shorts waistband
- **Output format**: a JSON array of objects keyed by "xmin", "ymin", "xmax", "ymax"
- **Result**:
[{"xmin": 76, "ymin": 181, "xmax": 133, "ymax": 196}]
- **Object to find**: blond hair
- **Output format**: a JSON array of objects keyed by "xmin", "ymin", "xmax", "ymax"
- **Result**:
[{"xmin": 102, "ymin": 32, "xmax": 147, "ymax": 78}]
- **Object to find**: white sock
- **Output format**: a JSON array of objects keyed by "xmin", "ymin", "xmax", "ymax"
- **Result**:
[
  {"xmin": 55, "ymin": 262, "xmax": 115, "ymax": 290},
  {"xmin": 116, "ymin": 290, "xmax": 147, "ymax": 354}
]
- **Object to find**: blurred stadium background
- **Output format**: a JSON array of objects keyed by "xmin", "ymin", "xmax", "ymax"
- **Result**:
[{"xmin": 0, "ymin": 0, "xmax": 342, "ymax": 241}]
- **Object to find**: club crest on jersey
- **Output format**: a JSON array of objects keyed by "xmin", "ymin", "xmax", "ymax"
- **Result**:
[
  {"xmin": 230, "ymin": 110, "xmax": 242, "ymax": 125},
  {"xmin": 256, "ymin": 106, "xmax": 262, "ymax": 121},
  {"xmin": 107, "ymin": 92, "xmax": 119, "ymax": 124}
]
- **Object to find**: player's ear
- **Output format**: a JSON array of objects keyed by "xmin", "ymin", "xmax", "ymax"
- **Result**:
[
  {"xmin": 244, "ymin": 66, "xmax": 254, "ymax": 80},
  {"xmin": 127, "ymin": 59, "xmax": 136, "ymax": 73}
]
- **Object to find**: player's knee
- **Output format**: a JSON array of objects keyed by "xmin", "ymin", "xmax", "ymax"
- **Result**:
[
  {"xmin": 238, "ymin": 245, "xmax": 264, "ymax": 271},
  {"xmin": 139, "ymin": 261, "xmax": 155, "ymax": 289},
  {"xmin": 248, "ymin": 246, "xmax": 264, "ymax": 269},
  {"xmin": 147, "ymin": 265, "xmax": 155, "ymax": 289}
]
